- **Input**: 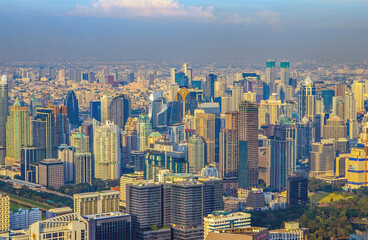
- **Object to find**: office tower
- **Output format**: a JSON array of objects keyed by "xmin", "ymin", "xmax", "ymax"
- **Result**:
[
  {"xmin": 332, "ymin": 96, "xmax": 345, "ymax": 120},
  {"xmin": 320, "ymin": 89, "xmax": 334, "ymax": 112},
  {"xmin": 58, "ymin": 145, "xmax": 75, "ymax": 183},
  {"xmin": 122, "ymin": 119, "xmax": 138, "ymax": 167},
  {"xmin": 130, "ymin": 151, "xmax": 144, "ymax": 171},
  {"xmin": 0, "ymin": 193, "xmax": 10, "ymax": 233},
  {"xmin": 28, "ymin": 213, "xmax": 88, "ymax": 239},
  {"xmin": 296, "ymin": 118, "xmax": 314, "ymax": 160},
  {"xmin": 20, "ymin": 147, "xmax": 38, "ymax": 183},
  {"xmin": 144, "ymin": 149, "xmax": 188, "ymax": 180},
  {"xmin": 170, "ymin": 68, "xmax": 177, "ymax": 83},
  {"xmin": 38, "ymin": 159, "xmax": 64, "ymax": 189},
  {"xmin": 188, "ymin": 135, "xmax": 205, "ymax": 174},
  {"xmin": 168, "ymin": 124, "xmax": 185, "ymax": 145},
  {"xmin": 73, "ymin": 191, "xmax": 120, "ymax": 215},
  {"xmin": 84, "ymin": 212, "xmax": 132, "ymax": 240},
  {"xmin": 5, "ymin": 100, "xmax": 33, "ymax": 165},
  {"xmin": 287, "ymin": 175, "xmax": 308, "ymax": 205},
  {"xmin": 323, "ymin": 116, "xmax": 347, "ymax": 141},
  {"xmin": 269, "ymin": 223, "xmax": 310, "ymax": 240},
  {"xmin": 219, "ymin": 112, "xmax": 239, "ymax": 191},
  {"xmin": 194, "ymin": 112, "xmax": 216, "ymax": 164},
  {"xmin": 352, "ymin": 81, "xmax": 364, "ymax": 113},
  {"xmin": 243, "ymin": 91, "xmax": 257, "ymax": 103},
  {"xmin": 137, "ymin": 114, "xmax": 152, "ymax": 151},
  {"xmin": 183, "ymin": 63, "xmax": 193, "ymax": 85},
  {"xmin": 120, "ymin": 172, "xmax": 144, "ymax": 207},
  {"xmin": 90, "ymin": 100, "xmax": 101, "ymax": 122},
  {"xmin": 47, "ymin": 104, "xmax": 69, "ymax": 146},
  {"xmin": 204, "ymin": 212, "xmax": 251, "ymax": 239},
  {"xmin": 110, "ymin": 94, "xmax": 130, "ymax": 130},
  {"xmin": 58, "ymin": 69, "xmax": 66, "ymax": 82},
  {"xmin": 0, "ymin": 75, "xmax": 8, "ymax": 158},
  {"xmin": 168, "ymin": 83, "xmax": 180, "ymax": 102},
  {"xmin": 221, "ymin": 95, "xmax": 233, "ymax": 114},
  {"xmin": 280, "ymin": 61, "xmax": 290, "ymax": 85},
  {"xmin": 70, "ymin": 127, "xmax": 90, "ymax": 153},
  {"xmin": 334, "ymin": 84, "xmax": 346, "ymax": 97},
  {"xmin": 344, "ymin": 87, "xmax": 359, "ymax": 139},
  {"xmin": 30, "ymin": 96, "xmax": 41, "ymax": 117},
  {"xmin": 33, "ymin": 108, "xmax": 56, "ymax": 159},
  {"xmin": 69, "ymin": 69, "xmax": 82, "ymax": 82},
  {"xmin": 10, "ymin": 208, "xmax": 41, "ymax": 230},
  {"xmin": 64, "ymin": 90, "xmax": 79, "ymax": 126},
  {"xmin": 100, "ymin": 95, "xmax": 112, "ymax": 124},
  {"xmin": 298, "ymin": 76, "xmax": 316, "ymax": 122},
  {"xmin": 266, "ymin": 61, "xmax": 276, "ymax": 92},
  {"xmin": 204, "ymin": 74, "xmax": 217, "ymax": 101},
  {"xmin": 93, "ymin": 119, "xmax": 121, "ymax": 180},
  {"xmin": 258, "ymin": 94, "xmax": 282, "ymax": 127},
  {"xmin": 74, "ymin": 152, "xmax": 92, "ymax": 184},
  {"xmin": 148, "ymin": 91, "xmax": 167, "ymax": 128},
  {"xmin": 239, "ymin": 101, "xmax": 258, "ymax": 188},
  {"xmin": 214, "ymin": 81, "xmax": 225, "ymax": 98},
  {"xmin": 232, "ymin": 81, "xmax": 243, "ymax": 111},
  {"xmin": 310, "ymin": 139, "xmax": 336, "ymax": 177},
  {"xmin": 252, "ymin": 81, "xmax": 269, "ymax": 102},
  {"xmin": 206, "ymin": 227, "xmax": 269, "ymax": 240}
]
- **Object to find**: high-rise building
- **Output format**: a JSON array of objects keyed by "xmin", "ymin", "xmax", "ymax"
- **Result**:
[
  {"xmin": 0, "ymin": 75, "xmax": 8, "ymax": 160},
  {"xmin": 10, "ymin": 207, "xmax": 41, "ymax": 230},
  {"xmin": 183, "ymin": 63, "xmax": 192, "ymax": 85},
  {"xmin": 194, "ymin": 112, "xmax": 216, "ymax": 164},
  {"xmin": 266, "ymin": 61, "xmax": 276, "ymax": 92},
  {"xmin": 219, "ymin": 112, "xmax": 239, "ymax": 191},
  {"xmin": 168, "ymin": 83, "xmax": 180, "ymax": 102},
  {"xmin": 38, "ymin": 158, "xmax": 64, "ymax": 189},
  {"xmin": 20, "ymin": 147, "xmax": 38, "ymax": 183},
  {"xmin": 137, "ymin": 114, "xmax": 152, "ymax": 151},
  {"xmin": 120, "ymin": 172, "xmax": 144, "ymax": 207},
  {"xmin": 58, "ymin": 69, "xmax": 66, "ymax": 82},
  {"xmin": 344, "ymin": 87, "xmax": 359, "ymax": 139},
  {"xmin": 148, "ymin": 91, "xmax": 167, "ymax": 128},
  {"xmin": 286, "ymin": 175, "xmax": 308, "ymax": 205},
  {"xmin": 84, "ymin": 212, "xmax": 132, "ymax": 240},
  {"xmin": 74, "ymin": 152, "xmax": 93, "ymax": 184},
  {"xmin": 323, "ymin": 116, "xmax": 347, "ymax": 141},
  {"xmin": 298, "ymin": 76, "xmax": 316, "ymax": 122},
  {"xmin": 0, "ymin": 193, "xmax": 10, "ymax": 233},
  {"xmin": 280, "ymin": 61, "xmax": 290, "ymax": 86},
  {"xmin": 310, "ymin": 139, "xmax": 336, "ymax": 177},
  {"xmin": 73, "ymin": 191, "xmax": 120, "ymax": 216},
  {"xmin": 352, "ymin": 81, "xmax": 364, "ymax": 113},
  {"xmin": 90, "ymin": 100, "xmax": 101, "ymax": 122},
  {"xmin": 6, "ymin": 100, "xmax": 33, "ymax": 165},
  {"xmin": 188, "ymin": 135, "xmax": 205, "ymax": 174},
  {"xmin": 58, "ymin": 145, "xmax": 75, "ymax": 183},
  {"xmin": 70, "ymin": 127, "xmax": 90, "ymax": 153},
  {"xmin": 64, "ymin": 90, "xmax": 79, "ymax": 126},
  {"xmin": 93, "ymin": 119, "xmax": 121, "ymax": 180},
  {"xmin": 332, "ymin": 96, "xmax": 345, "ymax": 120},
  {"xmin": 204, "ymin": 74, "xmax": 217, "ymax": 101},
  {"xmin": 239, "ymin": 101, "xmax": 258, "ymax": 188},
  {"xmin": 33, "ymin": 108, "xmax": 56, "ymax": 159},
  {"xmin": 232, "ymin": 81, "xmax": 243, "ymax": 111},
  {"xmin": 110, "ymin": 95, "xmax": 130, "ymax": 130}
]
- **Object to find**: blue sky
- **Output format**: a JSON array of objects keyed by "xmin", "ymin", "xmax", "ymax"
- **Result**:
[{"xmin": 0, "ymin": 0, "xmax": 367, "ymax": 62}]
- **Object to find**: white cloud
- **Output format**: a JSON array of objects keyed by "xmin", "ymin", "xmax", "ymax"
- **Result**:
[
  {"xmin": 255, "ymin": 10, "xmax": 282, "ymax": 28},
  {"xmin": 68, "ymin": 0, "xmax": 214, "ymax": 19}
]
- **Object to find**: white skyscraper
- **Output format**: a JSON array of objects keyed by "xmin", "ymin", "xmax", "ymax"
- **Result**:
[
  {"xmin": 93, "ymin": 119, "xmax": 121, "ymax": 180},
  {"xmin": 100, "ymin": 95, "xmax": 112, "ymax": 124},
  {"xmin": 58, "ymin": 69, "xmax": 66, "ymax": 82}
]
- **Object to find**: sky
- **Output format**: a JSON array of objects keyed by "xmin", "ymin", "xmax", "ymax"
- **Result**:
[{"xmin": 0, "ymin": 0, "xmax": 367, "ymax": 63}]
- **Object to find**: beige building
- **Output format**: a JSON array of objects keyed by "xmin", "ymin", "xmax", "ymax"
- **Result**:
[
  {"xmin": 38, "ymin": 159, "xmax": 64, "ymax": 189},
  {"xmin": 73, "ymin": 190, "xmax": 119, "ymax": 216},
  {"xmin": 269, "ymin": 222, "xmax": 309, "ymax": 240},
  {"xmin": 194, "ymin": 111, "xmax": 216, "ymax": 164},
  {"xmin": 323, "ymin": 115, "xmax": 347, "ymax": 141},
  {"xmin": 0, "ymin": 193, "xmax": 10, "ymax": 233},
  {"xmin": 204, "ymin": 212, "xmax": 251, "ymax": 239},
  {"xmin": 120, "ymin": 172, "xmax": 144, "ymax": 207}
]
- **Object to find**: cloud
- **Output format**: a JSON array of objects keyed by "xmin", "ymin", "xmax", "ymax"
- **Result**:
[
  {"xmin": 255, "ymin": 10, "xmax": 282, "ymax": 28},
  {"xmin": 68, "ymin": 0, "xmax": 214, "ymax": 19}
]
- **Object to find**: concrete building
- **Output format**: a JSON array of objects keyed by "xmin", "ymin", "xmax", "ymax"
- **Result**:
[
  {"xmin": 73, "ymin": 191, "xmax": 120, "ymax": 216},
  {"xmin": 93, "ymin": 119, "xmax": 121, "ymax": 180},
  {"xmin": 74, "ymin": 152, "xmax": 93, "ymax": 184},
  {"xmin": 310, "ymin": 139, "xmax": 336, "ymax": 177},
  {"xmin": 38, "ymin": 159, "xmax": 64, "ymax": 189},
  {"xmin": 10, "ymin": 208, "xmax": 41, "ymax": 230},
  {"xmin": 0, "ymin": 75, "xmax": 8, "ymax": 164},
  {"xmin": 206, "ymin": 227, "xmax": 269, "ymax": 240},
  {"xmin": 269, "ymin": 222, "xmax": 309, "ymax": 240},
  {"xmin": 84, "ymin": 212, "xmax": 132, "ymax": 240},
  {"xmin": 58, "ymin": 145, "xmax": 75, "ymax": 183},
  {"xmin": 194, "ymin": 112, "xmax": 216, "ymax": 164},
  {"xmin": 119, "ymin": 172, "xmax": 144, "ymax": 207},
  {"xmin": 188, "ymin": 135, "xmax": 205, "ymax": 174},
  {"xmin": 0, "ymin": 193, "xmax": 10, "ymax": 233},
  {"xmin": 323, "ymin": 116, "xmax": 347, "ymax": 141},
  {"xmin": 204, "ymin": 211, "xmax": 251, "ymax": 239}
]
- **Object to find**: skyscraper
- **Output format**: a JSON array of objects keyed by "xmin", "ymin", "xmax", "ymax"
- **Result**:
[
  {"xmin": 33, "ymin": 108, "xmax": 56, "ymax": 159},
  {"xmin": 0, "ymin": 75, "xmax": 8, "ymax": 155},
  {"xmin": 194, "ymin": 112, "xmax": 216, "ymax": 164},
  {"xmin": 110, "ymin": 94, "xmax": 130, "ymax": 130},
  {"xmin": 58, "ymin": 145, "xmax": 75, "ymax": 184},
  {"xmin": 6, "ymin": 100, "xmax": 33, "ymax": 165},
  {"xmin": 90, "ymin": 100, "xmax": 101, "ymax": 122},
  {"xmin": 219, "ymin": 112, "xmax": 239, "ymax": 191},
  {"xmin": 58, "ymin": 69, "xmax": 66, "ymax": 82},
  {"xmin": 232, "ymin": 81, "xmax": 243, "ymax": 111},
  {"xmin": 0, "ymin": 193, "xmax": 10, "ymax": 233},
  {"xmin": 148, "ymin": 91, "xmax": 167, "ymax": 129},
  {"xmin": 137, "ymin": 114, "xmax": 152, "ymax": 151},
  {"xmin": 93, "ymin": 119, "xmax": 121, "ymax": 180},
  {"xmin": 64, "ymin": 90, "xmax": 79, "ymax": 126},
  {"xmin": 280, "ymin": 61, "xmax": 290, "ymax": 86},
  {"xmin": 352, "ymin": 81, "xmax": 364, "ymax": 113},
  {"xmin": 298, "ymin": 76, "xmax": 316, "ymax": 122},
  {"xmin": 239, "ymin": 101, "xmax": 258, "ymax": 188},
  {"xmin": 38, "ymin": 158, "xmax": 64, "ymax": 189},
  {"xmin": 204, "ymin": 74, "xmax": 217, "ymax": 101},
  {"xmin": 266, "ymin": 61, "xmax": 276, "ymax": 92},
  {"xmin": 187, "ymin": 135, "xmax": 205, "ymax": 174},
  {"xmin": 344, "ymin": 87, "xmax": 358, "ymax": 139}
]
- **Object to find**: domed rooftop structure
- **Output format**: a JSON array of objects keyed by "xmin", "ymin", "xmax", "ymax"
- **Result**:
[{"xmin": 148, "ymin": 132, "xmax": 162, "ymax": 138}]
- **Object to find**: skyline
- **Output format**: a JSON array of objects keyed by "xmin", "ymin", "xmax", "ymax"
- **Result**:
[{"xmin": 0, "ymin": 0, "xmax": 367, "ymax": 62}]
